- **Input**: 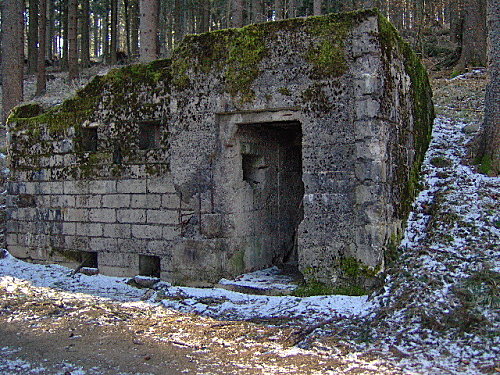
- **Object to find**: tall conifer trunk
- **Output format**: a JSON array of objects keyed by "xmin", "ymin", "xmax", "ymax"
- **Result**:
[
  {"xmin": 232, "ymin": 0, "xmax": 244, "ymax": 27},
  {"xmin": 68, "ymin": 0, "xmax": 79, "ymax": 80},
  {"xmin": 139, "ymin": 0, "xmax": 159, "ymax": 62},
  {"xmin": 110, "ymin": 0, "xmax": 118, "ymax": 64},
  {"xmin": 28, "ymin": 0, "xmax": 39, "ymax": 74},
  {"xmin": 480, "ymin": 0, "xmax": 500, "ymax": 174},
  {"xmin": 1, "ymin": 0, "xmax": 24, "ymax": 124},
  {"xmin": 37, "ymin": 0, "xmax": 48, "ymax": 95},
  {"xmin": 81, "ymin": 0, "xmax": 91, "ymax": 67}
]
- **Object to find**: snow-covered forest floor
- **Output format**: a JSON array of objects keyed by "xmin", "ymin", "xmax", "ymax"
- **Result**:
[{"xmin": 0, "ymin": 68, "xmax": 498, "ymax": 374}]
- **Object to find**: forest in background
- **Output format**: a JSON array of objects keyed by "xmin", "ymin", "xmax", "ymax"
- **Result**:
[
  {"xmin": 0, "ymin": 0, "xmax": 488, "ymax": 76},
  {"xmin": 0, "ymin": 0, "xmax": 496, "ymax": 173}
]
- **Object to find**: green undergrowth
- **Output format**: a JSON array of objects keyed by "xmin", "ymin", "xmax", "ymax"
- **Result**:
[
  {"xmin": 461, "ymin": 269, "xmax": 499, "ymax": 309},
  {"xmin": 431, "ymin": 269, "xmax": 500, "ymax": 333},
  {"xmin": 292, "ymin": 280, "xmax": 367, "ymax": 297},
  {"xmin": 474, "ymin": 154, "xmax": 493, "ymax": 175},
  {"xmin": 430, "ymin": 156, "xmax": 452, "ymax": 168}
]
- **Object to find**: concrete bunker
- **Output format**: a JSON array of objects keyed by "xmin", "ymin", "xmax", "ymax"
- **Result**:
[{"xmin": 6, "ymin": 10, "xmax": 434, "ymax": 291}]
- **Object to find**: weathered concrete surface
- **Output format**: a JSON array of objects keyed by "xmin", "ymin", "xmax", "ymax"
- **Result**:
[{"xmin": 6, "ymin": 10, "xmax": 434, "ymax": 290}]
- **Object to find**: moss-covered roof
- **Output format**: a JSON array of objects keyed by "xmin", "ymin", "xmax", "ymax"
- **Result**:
[{"xmin": 8, "ymin": 9, "xmax": 431, "ymax": 135}]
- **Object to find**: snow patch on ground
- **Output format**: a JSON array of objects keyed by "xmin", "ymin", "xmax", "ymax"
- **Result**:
[
  {"xmin": 0, "ymin": 253, "xmax": 371, "ymax": 325},
  {"xmin": 159, "ymin": 283, "xmax": 370, "ymax": 323},
  {"xmin": 218, "ymin": 266, "xmax": 298, "ymax": 292},
  {"xmin": 352, "ymin": 115, "xmax": 500, "ymax": 374},
  {"xmin": 0, "ymin": 254, "xmax": 145, "ymax": 302}
]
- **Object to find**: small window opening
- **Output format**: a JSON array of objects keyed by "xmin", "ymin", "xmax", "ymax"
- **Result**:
[
  {"xmin": 113, "ymin": 145, "xmax": 122, "ymax": 164},
  {"xmin": 78, "ymin": 251, "xmax": 98, "ymax": 268},
  {"xmin": 80, "ymin": 128, "xmax": 98, "ymax": 152},
  {"xmin": 139, "ymin": 254, "xmax": 161, "ymax": 277},
  {"xmin": 138, "ymin": 123, "xmax": 161, "ymax": 150},
  {"xmin": 242, "ymin": 154, "xmax": 266, "ymax": 186}
]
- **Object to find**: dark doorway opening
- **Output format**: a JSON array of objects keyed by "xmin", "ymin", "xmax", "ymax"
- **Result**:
[{"xmin": 237, "ymin": 120, "xmax": 304, "ymax": 268}]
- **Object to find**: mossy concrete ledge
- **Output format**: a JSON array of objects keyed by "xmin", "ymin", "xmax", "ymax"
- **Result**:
[{"xmin": 6, "ymin": 10, "xmax": 433, "ymax": 291}]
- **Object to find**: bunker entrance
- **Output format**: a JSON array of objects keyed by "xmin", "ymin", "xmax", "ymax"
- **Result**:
[{"xmin": 236, "ymin": 120, "xmax": 304, "ymax": 269}]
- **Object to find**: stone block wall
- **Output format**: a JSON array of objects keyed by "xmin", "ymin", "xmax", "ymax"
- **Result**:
[{"xmin": 6, "ymin": 10, "xmax": 434, "ymax": 289}]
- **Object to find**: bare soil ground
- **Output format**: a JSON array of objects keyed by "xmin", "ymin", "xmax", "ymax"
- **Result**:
[{"xmin": 0, "ymin": 280, "xmax": 403, "ymax": 374}]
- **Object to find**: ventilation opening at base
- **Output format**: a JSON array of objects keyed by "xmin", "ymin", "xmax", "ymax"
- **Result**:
[
  {"xmin": 139, "ymin": 254, "xmax": 161, "ymax": 277},
  {"xmin": 78, "ymin": 251, "xmax": 98, "ymax": 268}
]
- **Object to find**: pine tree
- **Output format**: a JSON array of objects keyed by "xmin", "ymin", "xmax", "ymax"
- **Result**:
[
  {"xmin": 81, "ymin": 0, "xmax": 91, "ymax": 68},
  {"xmin": 27, "ymin": 0, "xmax": 39, "ymax": 74},
  {"xmin": 37, "ymin": 0, "xmax": 47, "ymax": 95},
  {"xmin": 480, "ymin": 0, "xmax": 500, "ymax": 174},
  {"xmin": 139, "ymin": 0, "xmax": 160, "ymax": 62},
  {"xmin": 232, "ymin": 0, "xmax": 244, "ymax": 27},
  {"xmin": 1, "ymin": 0, "xmax": 24, "ymax": 124},
  {"xmin": 456, "ymin": 0, "xmax": 487, "ymax": 69},
  {"xmin": 68, "ymin": 0, "xmax": 79, "ymax": 80}
]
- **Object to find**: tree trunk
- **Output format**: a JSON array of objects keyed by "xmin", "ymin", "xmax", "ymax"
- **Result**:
[
  {"xmin": 159, "ymin": 0, "xmax": 167, "ymax": 54},
  {"xmin": 0, "ymin": 6, "xmax": 3, "ymax": 82},
  {"xmin": 313, "ymin": 0, "xmax": 322, "ymax": 15},
  {"xmin": 110, "ymin": 0, "xmax": 118, "ymax": 64},
  {"xmin": 456, "ymin": 0, "xmax": 487, "ymax": 69},
  {"xmin": 200, "ymin": 0, "xmax": 210, "ymax": 32},
  {"xmin": 130, "ymin": 0, "xmax": 140, "ymax": 56},
  {"xmin": 47, "ymin": 0, "xmax": 55, "ymax": 59},
  {"xmin": 28, "ymin": 0, "xmax": 39, "ymax": 74},
  {"xmin": 124, "ymin": 0, "xmax": 131, "ymax": 55},
  {"xmin": 415, "ymin": 0, "xmax": 425, "ymax": 55},
  {"xmin": 37, "ymin": 0, "xmax": 47, "ymax": 95},
  {"xmin": 81, "ymin": 0, "xmax": 91, "ymax": 67},
  {"xmin": 275, "ymin": 0, "xmax": 284, "ymax": 20},
  {"xmin": 68, "ymin": 0, "xmax": 79, "ymax": 80},
  {"xmin": 1, "ymin": 0, "xmax": 24, "ymax": 124},
  {"xmin": 103, "ymin": 3, "xmax": 110, "ymax": 62},
  {"xmin": 62, "ymin": 1, "xmax": 69, "ymax": 70},
  {"xmin": 449, "ymin": 0, "xmax": 465, "ymax": 44},
  {"xmin": 139, "ymin": 0, "xmax": 159, "ymax": 62},
  {"xmin": 93, "ymin": 12, "xmax": 100, "ymax": 58},
  {"xmin": 166, "ymin": 10, "xmax": 173, "ymax": 51},
  {"xmin": 174, "ymin": 0, "xmax": 185, "ymax": 45},
  {"xmin": 288, "ymin": 0, "xmax": 297, "ymax": 18},
  {"xmin": 253, "ymin": 0, "xmax": 265, "ymax": 23},
  {"xmin": 232, "ymin": 0, "xmax": 244, "ymax": 27},
  {"xmin": 480, "ymin": 0, "xmax": 500, "ymax": 174}
]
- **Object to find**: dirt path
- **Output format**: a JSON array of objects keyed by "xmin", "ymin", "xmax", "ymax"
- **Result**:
[
  {"xmin": 1, "ymin": 319, "xmax": 190, "ymax": 374},
  {"xmin": 0, "ymin": 280, "xmax": 406, "ymax": 375},
  {"xmin": 0, "ymin": 286, "xmax": 206, "ymax": 374}
]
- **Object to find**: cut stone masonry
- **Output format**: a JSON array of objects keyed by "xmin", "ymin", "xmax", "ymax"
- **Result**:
[{"xmin": 6, "ymin": 10, "xmax": 434, "ymax": 290}]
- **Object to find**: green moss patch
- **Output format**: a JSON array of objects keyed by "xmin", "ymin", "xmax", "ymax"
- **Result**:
[
  {"xmin": 9, "ymin": 103, "xmax": 44, "ymax": 119},
  {"xmin": 226, "ymin": 26, "xmax": 267, "ymax": 102},
  {"xmin": 378, "ymin": 12, "xmax": 434, "ymax": 221},
  {"xmin": 430, "ymin": 156, "xmax": 452, "ymax": 168},
  {"xmin": 305, "ymin": 14, "xmax": 352, "ymax": 78},
  {"xmin": 171, "ymin": 24, "xmax": 267, "ymax": 102},
  {"xmin": 170, "ymin": 10, "xmax": 377, "ymax": 102},
  {"xmin": 292, "ymin": 280, "xmax": 367, "ymax": 297}
]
